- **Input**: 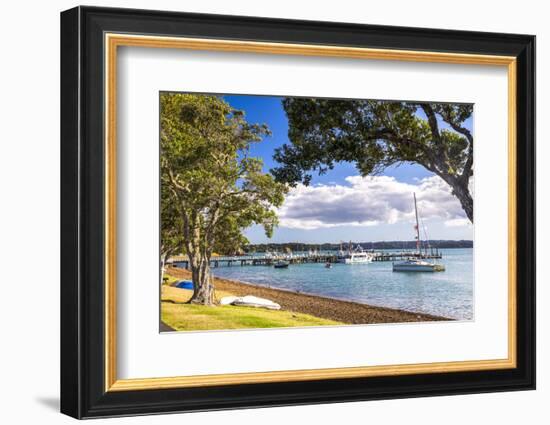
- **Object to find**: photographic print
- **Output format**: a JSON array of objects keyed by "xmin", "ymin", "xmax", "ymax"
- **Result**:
[
  {"xmin": 160, "ymin": 93, "xmax": 474, "ymax": 332},
  {"xmin": 61, "ymin": 9, "xmax": 535, "ymax": 417}
]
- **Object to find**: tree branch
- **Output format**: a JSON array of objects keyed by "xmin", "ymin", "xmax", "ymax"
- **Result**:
[
  {"xmin": 436, "ymin": 108, "xmax": 474, "ymax": 182},
  {"xmin": 419, "ymin": 103, "xmax": 442, "ymax": 144},
  {"xmin": 165, "ymin": 168, "xmax": 190, "ymax": 193}
]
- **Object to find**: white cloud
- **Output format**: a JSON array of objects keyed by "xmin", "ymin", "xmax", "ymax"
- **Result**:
[
  {"xmin": 444, "ymin": 218, "xmax": 472, "ymax": 227},
  {"xmin": 277, "ymin": 175, "xmax": 470, "ymax": 230}
]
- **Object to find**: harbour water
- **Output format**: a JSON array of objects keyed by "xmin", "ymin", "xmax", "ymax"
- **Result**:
[{"xmin": 211, "ymin": 248, "xmax": 473, "ymax": 320}]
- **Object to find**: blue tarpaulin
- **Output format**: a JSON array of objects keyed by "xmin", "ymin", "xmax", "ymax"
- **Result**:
[{"xmin": 175, "ymin": 280, "xmax": 193, "ymax": 289}]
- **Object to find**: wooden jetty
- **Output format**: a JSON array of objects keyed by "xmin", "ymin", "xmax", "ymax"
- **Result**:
[
  {"xmin": 169, "ymin": 249, "xmax": 442, "ymax": 269},
  {"xmin": 371, "ymin": 250, "xmax": 442, "ymax": 262}
]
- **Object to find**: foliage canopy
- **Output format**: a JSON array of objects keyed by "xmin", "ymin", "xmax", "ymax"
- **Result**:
[
  {"xmin": 272, "ymin": 99, "xmax": 474, "ymax": 222},
  {"xmin": 160, "ymin": 93, "xmax": 287, "ymax": 304}
]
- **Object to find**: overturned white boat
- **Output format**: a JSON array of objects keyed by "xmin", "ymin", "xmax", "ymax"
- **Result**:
[{"xmin": 219, "ymin": 295, "xmax": 281, "ymax": 310}]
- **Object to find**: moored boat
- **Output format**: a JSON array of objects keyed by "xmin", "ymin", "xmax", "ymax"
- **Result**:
[
  {"xmin": 273, "ymin": 260, "xmax": 289, "ymax": 269},
  {"xmin": 338, "ymin": 251, "xmax": 373, "ymax": 264},
  {"xmin": 337, "ymin": 241, "xmax": 373, "ymax": 264},
  {"xmin": 392, "ymin": 193, "xmax": 445, "ymax": 273},
  {"xmin": 392, "ymin": 259, "xmax": 445, "ymax": 272}
]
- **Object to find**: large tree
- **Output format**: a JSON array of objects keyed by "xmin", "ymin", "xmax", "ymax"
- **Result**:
[
  {"xmin": 160, "ymin": 183, "xmax": 185, "ymax": 286},
  {"xmin": 161, "ymin": 93, "xmax": 287, "ymax": 305},
  {"xmin": 272, "ymin": 99, "xmax": 474, "ymax": 222}
]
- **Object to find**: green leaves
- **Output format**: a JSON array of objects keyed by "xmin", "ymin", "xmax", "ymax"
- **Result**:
[
  {"xmin": 273, "ymin": 98, "xmax": 474, "ymax": 222},
  {"xmin": 160, "ymin": 93, "xmax": 288, "ymax": 257}
]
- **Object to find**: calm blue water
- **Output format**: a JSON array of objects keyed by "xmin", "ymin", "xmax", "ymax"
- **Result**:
[{"xmin": 211, "ymin": 249, "xmax": 473, "ymax": 320}]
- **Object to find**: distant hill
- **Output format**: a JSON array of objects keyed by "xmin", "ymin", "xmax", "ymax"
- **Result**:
[{"xmin": 244, "ymin": 240, "xmax": 473, "ymax": 253}]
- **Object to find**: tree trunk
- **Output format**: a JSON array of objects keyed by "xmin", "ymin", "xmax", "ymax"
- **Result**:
[
  {"xmin": 160, "ymin": 249, "xmax": 174, "ymax": 287},
  {"xmin": 188, "ymin": 256, "xmax": 214, "ymax": 305},
  {"xmin": 160, "ymin": 253, "xmax": 166, "ymax": 287},
  {"xmin": 447, "ymin": 178, "xmax": 473, "ymax": 223}
]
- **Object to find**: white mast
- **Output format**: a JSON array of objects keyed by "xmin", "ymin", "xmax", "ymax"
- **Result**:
[{"xmin": 414, "ymin": 193, "xmax": 421, "ymax": 253}]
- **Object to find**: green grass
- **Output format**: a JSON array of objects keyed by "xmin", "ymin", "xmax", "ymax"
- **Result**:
[
  {"xmin": 162, "ymin": 303, "xmax": 342, "ymax": 331},
  {"xmin": 161, "ymin": 285, "xmax": 342, "ymax": 331}
]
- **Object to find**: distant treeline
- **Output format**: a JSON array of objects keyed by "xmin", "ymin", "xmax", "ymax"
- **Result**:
[{"xmin": 244, "ymin": 240, "xmax": 473, "ymax": 253}]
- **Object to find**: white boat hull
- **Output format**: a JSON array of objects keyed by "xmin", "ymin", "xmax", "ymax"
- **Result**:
[
  {"xmin": 220, "ymin": 295, "xmax": 281, "ymax": 310},
  {"xmin": 338, "ymin": 251, "xmax": 373, "ymax": 264},
  {"xmin": 392, "ymin": 261, "xmax": 445, "ymax": 272},
  {"xmin": 340, "ymin": 258, "xmax": 372, "ymax": 264},
  {"xmin": 393, "ymin": 264, "xmax": 436, "ymax": 272}
]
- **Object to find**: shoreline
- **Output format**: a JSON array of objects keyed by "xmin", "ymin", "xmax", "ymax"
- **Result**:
[{"xmin": 167, "ymin": 267, "xmax": 450, "ymax": 324}]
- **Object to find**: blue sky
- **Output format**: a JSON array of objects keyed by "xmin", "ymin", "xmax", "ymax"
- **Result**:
[{"xmin": 222, "ymin": 94, "xmax": 473, "ymax": 244}]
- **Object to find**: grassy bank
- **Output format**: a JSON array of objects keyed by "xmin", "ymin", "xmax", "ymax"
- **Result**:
[{"xmin": 161, "ymin": 284, "xmax": 342, "ymax": 331}]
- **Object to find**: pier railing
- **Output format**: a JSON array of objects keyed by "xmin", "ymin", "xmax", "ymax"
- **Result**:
[{"xmin": 169, "ymin": 250, "xmax": 442, "ymax": 269}]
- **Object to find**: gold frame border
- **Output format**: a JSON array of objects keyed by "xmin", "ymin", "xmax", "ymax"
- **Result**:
[{"xmin": 104, "ymin": 33, "xmax": 518, "ymax": 392}]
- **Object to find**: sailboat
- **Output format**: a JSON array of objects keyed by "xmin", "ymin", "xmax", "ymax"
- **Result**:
[{"xmin": 393, "ymin": 193, "xmax": 445, "ymax": 272}]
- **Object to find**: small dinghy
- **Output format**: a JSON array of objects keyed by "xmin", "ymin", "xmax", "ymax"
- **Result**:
[
  {"xmin": 219, "ymin": 295, "xmax": 281, "ymax": 310},
  {"xmin": 273, "ymin": 260, "xmax": 289, "ymax": 269}
]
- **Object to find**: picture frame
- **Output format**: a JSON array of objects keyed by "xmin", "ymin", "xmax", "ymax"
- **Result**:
[{"xmin": 60, "ymin": 5, "xmax": 535, "ymax": 419}]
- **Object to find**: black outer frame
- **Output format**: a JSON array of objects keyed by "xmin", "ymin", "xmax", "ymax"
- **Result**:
[{"xmin": 60, "ymin": 5, "xmax": 536, "ymax": 419}]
